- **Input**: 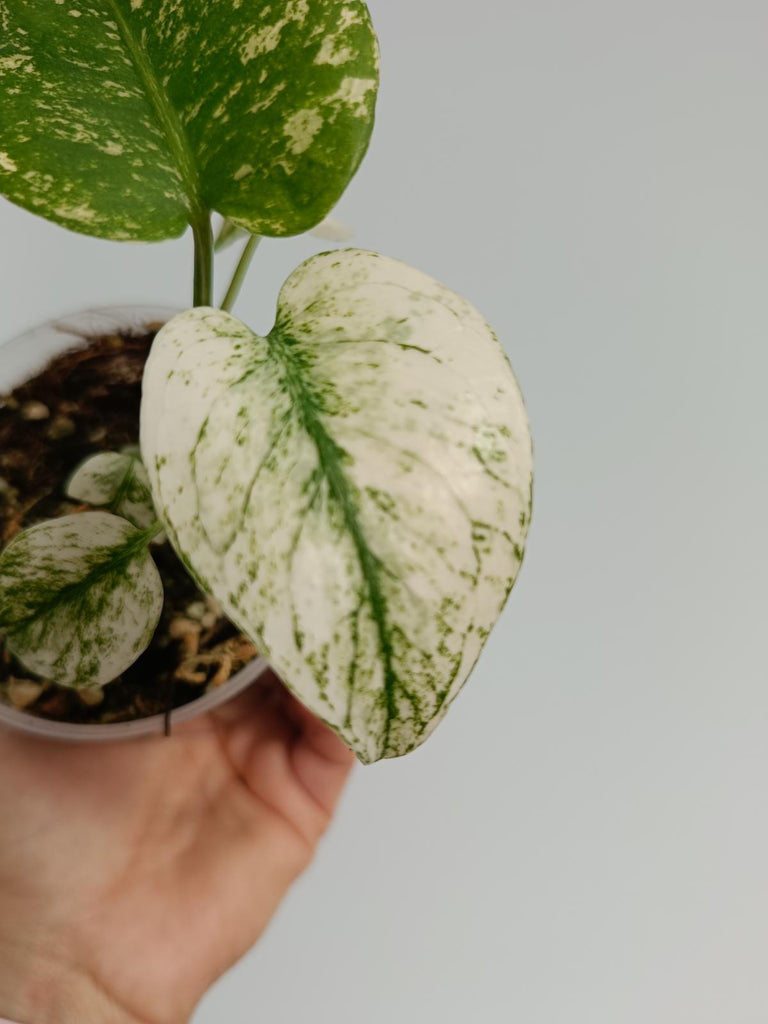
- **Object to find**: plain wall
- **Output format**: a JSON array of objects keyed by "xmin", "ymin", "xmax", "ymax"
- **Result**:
[{"xmin": 1, "ymin": 1, "xmax": 766, "ymax": 1021}]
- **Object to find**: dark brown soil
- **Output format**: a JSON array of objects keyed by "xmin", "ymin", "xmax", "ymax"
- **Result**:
[{"xmin": 0, "ymin": 325, "xmax": 258, "ymax": 725}]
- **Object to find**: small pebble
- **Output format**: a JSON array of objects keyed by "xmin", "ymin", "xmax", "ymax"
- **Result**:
[
  {"xmin": 200, "ymin": 611, "xmax": 217, "ymax": 630},
  {"xmin": 79, "ymin": 686, "xmax": 105, "ymax": 707},
  {"xmin": 47, "ymin": 415, "xmax": 76, "ymax": 440},
  {"xmin": 0, "ymin": 450, "xmax": 26, "ymax": 472},
  {"xmin": 175, "ymin": 661, "xmax": 207, "ymax": 685},
  {"xmin": 185, "ymin": 601, "xmax": 207, "ymax": 621},
  {"xmin": 168, "ymin": 616, "xmax": 202, "ymax": 640},
  {"xmin": 7, "ymin": 678, "xmax": 45, "ymax": 709},
  {"xmin": 20, "ymin": 400, "xmax": 50, "ymax": 421},
  {"xmin": 89, "ymin": 426, "xmax": 107, "ymax": 443},
  {"xmin": 207, "ymin": 658, "xmax": 232, "ymax": 689},
  {"xmin": 179, "ymin": 632, "xmax": 200, "ymax": 659}
]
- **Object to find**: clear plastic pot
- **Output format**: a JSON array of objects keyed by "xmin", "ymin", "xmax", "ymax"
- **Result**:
[{"xmin": 0, "ymin": 306, "xmax": 269, "ymax": 742}]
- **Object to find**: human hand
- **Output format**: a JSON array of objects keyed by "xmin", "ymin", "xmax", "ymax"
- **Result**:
[{"xmin": 0, "ymin": 672, "xmax": 354, "ymax": 1024}]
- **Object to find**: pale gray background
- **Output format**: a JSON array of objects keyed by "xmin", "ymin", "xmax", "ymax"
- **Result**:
[{"xmin": 1, "ymin": 0, "xmax": 766, "ymax": 1021}]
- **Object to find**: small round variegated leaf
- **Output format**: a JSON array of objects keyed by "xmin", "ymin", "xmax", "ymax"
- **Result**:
[
  {"xmin": 67, "ymin": 451, "xmax": 156, "ymax": 530},
  {"xmin": 142, "ymin": 250, "xmax": 533, "ymax": 763},
  {"xmin": 0, "ymin": 512, "xmax": 163, "ymax": 689},
  {"xmin": 0, "ymin": 0, "xmax": 379, "ymax": 240}
]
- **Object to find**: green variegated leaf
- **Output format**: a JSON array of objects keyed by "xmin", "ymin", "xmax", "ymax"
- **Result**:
[
  {"xmin": 0, "ymin": 512, "xmax": 163, "ymax": 689},
  {"xmin": 142, "ymin": 250, "xmax": 533, "ymax": 763},
  {"xmin": 0, "ymin": 0, "xmax": 379, "ymax": 240},
  {"xmin": 67, "ymin": 450, "xmax": 156, "ymax": 530}
]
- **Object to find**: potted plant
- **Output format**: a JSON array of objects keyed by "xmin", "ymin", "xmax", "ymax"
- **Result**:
[{"xmin": 0, "ymin": 0, "xmax": 533, "ymax": 764}]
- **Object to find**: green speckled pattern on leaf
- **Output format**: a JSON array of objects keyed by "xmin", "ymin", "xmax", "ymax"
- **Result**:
[
  {"xmin": 67, "ymin": 450, "xmax": 157, "ymax": 529},
  {"xmin": 0, "ymin": 0, "xmax": 379, "ymax": 240},
  {"xmin": 141, "ymin": 250, "xmax": 533, "ymax": 763},
  {"xmin": 0, "ymin": 512, "xmax": 163, "ymax": 688}
]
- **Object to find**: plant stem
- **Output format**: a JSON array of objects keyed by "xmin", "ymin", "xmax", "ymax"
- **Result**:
[
  {"xmin": 192, "ymin": 214, "xmax": 214, "ymax": 307},
  {"xmin": 220, "ymin": 234, "xmax": 261, "ymax": 313}
]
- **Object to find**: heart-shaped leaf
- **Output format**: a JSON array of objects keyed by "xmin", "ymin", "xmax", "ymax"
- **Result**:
[
  {"xmin": 67, "ymin": 450, "xmax": 156, "ymax": 530},
  {"xmin": 0, "ymin": 1, "xmax": 379, "ymax": 240},
  {"xmin": 0, "ymin": 512, "xmax": 163, "ymax": 689},
  {"xmin": 142, "ymin": 250, "xmax": 533, "ymax": 763}
]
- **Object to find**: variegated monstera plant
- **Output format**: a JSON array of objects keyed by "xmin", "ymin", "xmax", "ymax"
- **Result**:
[{"xmin": 0, "ymin": 0, "xmax": 533, "ymax": 763}]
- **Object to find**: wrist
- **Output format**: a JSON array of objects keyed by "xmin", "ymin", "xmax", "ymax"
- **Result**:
[{"xmin": 0, "ymin": 936, "xmax": 141, "ymax": 1024}]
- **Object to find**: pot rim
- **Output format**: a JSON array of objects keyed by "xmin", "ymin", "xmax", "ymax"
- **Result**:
[{"xmin": 0, "ymin": 305, "xmax": 271, "ymax": 741}]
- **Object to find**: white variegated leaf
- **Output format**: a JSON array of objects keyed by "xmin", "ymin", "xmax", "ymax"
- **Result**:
[
  {"xmin": 67, "ymin": 451, "xmax": 156, "ymax": 530},
  {"xmin": 142, "ymin": 250, "xmax": 533, "ymax": 763},
  {"xmin": 0, "ymin": 512, "xmax": 163, "ymax": 689}
]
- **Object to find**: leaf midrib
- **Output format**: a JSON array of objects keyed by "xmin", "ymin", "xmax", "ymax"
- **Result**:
[
  {"xmin": 3, "ymin": 523, "xmax": 159, "ymax": 635},
  {"xmin": 106, "ymin": 0, "xmax": 203, "ymax": 218},
  {"xmin": 268, "ymin": 329, "xmax": 399, "ymax": 759}
]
